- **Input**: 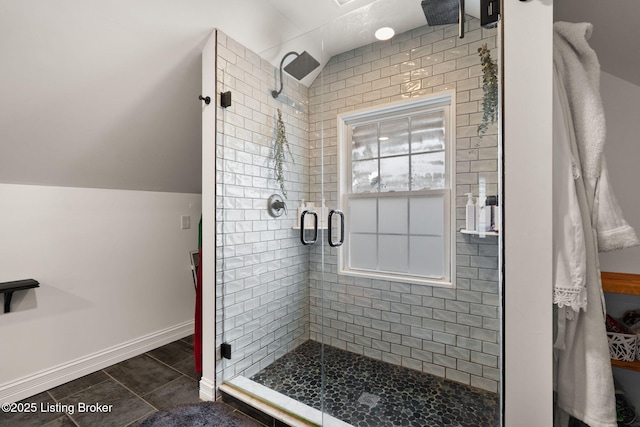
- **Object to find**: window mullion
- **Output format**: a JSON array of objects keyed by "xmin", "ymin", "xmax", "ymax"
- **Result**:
[
  {"xmin": 408, "ymin": 115, "xmax": 413, "ymax": 191},
  {"xmin": 376, "ymin": 123, "xmax": 381, "ymax": 193},
  {"xmin": 407, "ymin": 197, "xmax": 411, "ymax": 274},
  {"xmin": 376, "ymin": 197, "xmax": 380, "ymax": 272}
]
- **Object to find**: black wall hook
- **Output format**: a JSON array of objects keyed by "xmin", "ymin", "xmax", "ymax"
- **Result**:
[
  {"xmin": 199, "ymin": 95, "xmax": 211, "ymax": 105},
  {"xmin": 221, "ymin": 91, "xmax": 232, "ymax": 108}
]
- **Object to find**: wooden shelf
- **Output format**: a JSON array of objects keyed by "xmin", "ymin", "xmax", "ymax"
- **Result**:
[
  {"xmin": 611, "ymin": 359, "xmax": 640, "ymax": 372},
  {"xmin": 601, "ymin": 271, "xmax": 640, "ymax": 295},
  {"xmin": 601, "ymin": 272, "xmax": 640, "ymax": 372}
]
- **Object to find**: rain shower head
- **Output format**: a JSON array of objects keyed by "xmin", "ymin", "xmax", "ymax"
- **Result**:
[
  {"xmin": 421, "ymin": 0, "xmax": 459, "ymax": 26},
  {"xmin": 284, "ymin": 51, "xmax": 320, "ymax": 80},
  {"xmin": 271, "ymin": 51, "xmax": 320, "ymax": 98},
  {"xmin": 422, "ymin": 0, "xmax": 500, "ymax": 29}
]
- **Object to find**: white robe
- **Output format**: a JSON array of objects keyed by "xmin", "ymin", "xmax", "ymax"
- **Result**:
[
  {"xmin": 553, "ymin": 69, "xmax": 616, "ymax": 427},
  {"xmin": 553, "ymin": 21, "xmax": 639, "ymax": 427}
]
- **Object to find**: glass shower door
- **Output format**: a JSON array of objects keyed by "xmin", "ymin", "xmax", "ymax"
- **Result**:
[
  {"xmin": 211, "ymin": 1, "xmax": 504, "ymax": 425},
  {"xmin": 302, "ymin": 4, "xmax": 503, "ymax": 426},
  {"xmin": 213, "ymin": 21, "xmax": 331, "ymax": 425}
]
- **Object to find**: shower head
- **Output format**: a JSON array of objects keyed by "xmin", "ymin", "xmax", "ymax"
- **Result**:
[
  {"xmin": 421, "ymin": 0, "xmax": 459, "ymax": 26},
  {"xmin": 283, "ymin": 51, "xmax": 320, "ymax": 80},
  {"xmin": 422, "ymin": 0, "xmax": 499, "ymax": 28},
  {"xmin": 271, "ymin": 51, "xmax": 320, "ymax": 99}
]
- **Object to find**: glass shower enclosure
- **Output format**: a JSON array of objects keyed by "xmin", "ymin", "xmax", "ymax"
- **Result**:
[{"xmin": 208, "ymin": 1, "xmax": 503, "ymax": 425}]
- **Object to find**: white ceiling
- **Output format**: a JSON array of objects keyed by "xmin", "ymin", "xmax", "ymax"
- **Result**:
[
  {"xmin": 259, "ymin": 0, "xmax": 428, "ymax": 86},
  {"xmin": 266, "ymin": 0, "xmax": 640, "ymax": 89},
  {"xmin": 264, "ymin": 0, "xmax": 640, "ymax": 89}
]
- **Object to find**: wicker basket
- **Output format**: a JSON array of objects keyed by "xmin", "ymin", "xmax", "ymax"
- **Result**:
[{"xmin": 607, "ymin": 332, "xmax": 638, "ymax": 362}]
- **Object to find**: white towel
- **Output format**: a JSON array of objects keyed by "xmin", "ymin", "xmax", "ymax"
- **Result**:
[
  {"xmin": 595, "ymin": 158, "xmax": 640, "ymax": 251},
  {"xmin": 554, "ymin": 21, "xmax": 639, "ymax": 253},
  {"xmin": 553, "ymin": 22, "xmax": 605, "ymax": 180}
]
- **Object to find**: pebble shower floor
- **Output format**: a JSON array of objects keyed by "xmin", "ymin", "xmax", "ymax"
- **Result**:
[{"xmin": 251, "ymin": 341, "xmax": 500, "ymax": 427}]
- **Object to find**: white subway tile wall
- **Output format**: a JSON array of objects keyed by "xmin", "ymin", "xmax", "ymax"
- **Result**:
[
  {"xmin": 215, "ymin": 17, "xmax": 500, "ymax": 395},
  {"xmin": 307, "ymin": 18, "xmax": 500, "ymax": 393},
  {"xmin": 215, "ymin": 30, "xmax": 312, "ymax": 386}
]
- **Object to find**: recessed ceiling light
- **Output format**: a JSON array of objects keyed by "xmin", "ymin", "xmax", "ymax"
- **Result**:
[
  {"xmin": 334, "ymin": 0, "xmax": 356, "ymax": 6},
  {"xmin": 379, "ymin": 136, "xmax": 389, "ymax": 141},
  {"xmin": 375, "ymin": 27, "xmax": 395, "ymax": 41}
]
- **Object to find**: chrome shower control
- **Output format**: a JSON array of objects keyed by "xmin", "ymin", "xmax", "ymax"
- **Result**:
[{"xmin": 267, "ymin": 194, "xmax": 287, "ymax": 217}]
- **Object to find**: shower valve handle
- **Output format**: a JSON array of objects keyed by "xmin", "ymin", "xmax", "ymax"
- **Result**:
[
  {"xmin": 267, "ymin": 194, "xmax": 287, "ymax": 218},
  {"xmin": 272, "ymin": 200, "xmax": 288, "ymax": 215}
]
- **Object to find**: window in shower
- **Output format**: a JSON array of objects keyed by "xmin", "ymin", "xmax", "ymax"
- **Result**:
[{"xmin": 337, "ymin": 92, "xmax": 455, "ymax": 286}]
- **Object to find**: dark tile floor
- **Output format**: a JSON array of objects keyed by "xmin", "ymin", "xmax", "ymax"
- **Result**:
[
  {"xmin": 0, "ymin": 336, "xmax": 263, "ymax": 427},
  {"xmin": 251, "ymin": 340, "xmax": 501, "ymax": 427}
]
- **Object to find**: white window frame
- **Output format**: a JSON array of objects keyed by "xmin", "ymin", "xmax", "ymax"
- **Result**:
[{"xmin": 337, "ymin": 91, "xmax": 456, "ymax": 287}]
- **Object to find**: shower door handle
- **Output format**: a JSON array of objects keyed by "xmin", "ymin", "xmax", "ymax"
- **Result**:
[
  {"xmin": 300, "ymin": 210, "xmax": 318, "ymax": 246},
  {"xmin": 328, "ymin": 209, "xmax": 344, "ymax": 247},
  {"xmin": 458, "ymin": 0, "xmax": 465, "ymax": 39}
]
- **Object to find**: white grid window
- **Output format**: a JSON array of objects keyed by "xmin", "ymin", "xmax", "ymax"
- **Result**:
[{"xmin": 337, "ymin": 93, "xmax": 456, "ymax": 287}]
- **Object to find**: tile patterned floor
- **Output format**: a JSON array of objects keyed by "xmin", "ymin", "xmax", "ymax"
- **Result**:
[
  {"xmin": 0, "ymin": 336, "xmax": 263, "ymax": 427},
  {"xmin": 3, "ymin": 337, "xmax": 501, "ymax": 426},
  {"xmin": 251, "ymin": 340, "xmax": 500, "ymax": 427}
]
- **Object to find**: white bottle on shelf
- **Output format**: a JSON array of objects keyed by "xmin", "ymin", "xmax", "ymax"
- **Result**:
[
  {"xmin": 319, "ymin": 199, "xmax": 329, "ymax": 228},
  {"xmin": 297, "ymin": 199, "xmax": 307, "ymax": 229},
  {"xmin": 304, "ymin": 202, "xmax": 315, "ymax": 229},
  {"xmin": 476, "ymin": 196, "xmax": 491, "ymax": 232},
  {"xmin": 465, "ymin": 193, "xmax": 476, "ymax": 231},
  {"xmin": 492, "ymin": 205, "xmax": 501, "ymax": 232}
]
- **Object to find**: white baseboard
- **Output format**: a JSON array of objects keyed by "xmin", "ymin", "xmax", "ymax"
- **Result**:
[
  {"xmin": 199, "ymin": 376, "xmax": 215, "ymax": 402},
  {"xmin": 0, "ymin": 321, "xmax": 194, "ymax": 403}
]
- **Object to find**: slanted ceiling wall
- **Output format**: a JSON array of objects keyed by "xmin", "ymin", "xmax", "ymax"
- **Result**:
[{"xmin": 0, "ymin": 1, "xmax": 214, "ymax": 403}]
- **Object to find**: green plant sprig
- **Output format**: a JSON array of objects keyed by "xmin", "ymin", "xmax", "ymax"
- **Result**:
[{"xmin": 477, "ymin": 44, "xmax": 498, "ymax": 137}]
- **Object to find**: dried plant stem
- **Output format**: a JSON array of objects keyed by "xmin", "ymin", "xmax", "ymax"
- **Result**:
[{"xmin": 272, "ymin": 109, "xmax": 293, "ymax": 198}]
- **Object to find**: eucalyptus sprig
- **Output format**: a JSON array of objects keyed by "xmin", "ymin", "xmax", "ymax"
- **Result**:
[
  {"xmin": 272, "ymin": 108, "xmax": 293, "ymax": 198},
  {"xmin": 477, "ymin": 44, "xmax": 498, "ymax": 137}
]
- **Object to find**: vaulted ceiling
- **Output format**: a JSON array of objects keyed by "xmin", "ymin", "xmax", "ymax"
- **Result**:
[{"xmin": 1, "ymin": 0, "xmax": 636, "ymax": 194}]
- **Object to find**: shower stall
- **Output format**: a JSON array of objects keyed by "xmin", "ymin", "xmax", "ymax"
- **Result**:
[{"xmin": 204, "ymin": 1, "xmax": 504, "ymax": 425}]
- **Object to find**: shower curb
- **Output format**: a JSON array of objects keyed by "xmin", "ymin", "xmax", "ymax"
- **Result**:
[{"xmin": 220, "ymin": 376, "xmax": 352, "ymax": 427}]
